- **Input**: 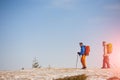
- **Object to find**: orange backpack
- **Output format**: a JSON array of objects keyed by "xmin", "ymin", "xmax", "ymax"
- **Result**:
[
  {"xmin": 84, "ymin": 46, "xmax": 90, "ymax": 56},
  {"xmin": 107, "ymin": 43, "xmax": 112, "ymax": 54}
]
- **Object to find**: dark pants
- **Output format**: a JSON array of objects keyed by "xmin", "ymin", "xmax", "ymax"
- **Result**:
[{"xmin": 102, "ymin": 56, "xmax": 110, "ymax": 68}]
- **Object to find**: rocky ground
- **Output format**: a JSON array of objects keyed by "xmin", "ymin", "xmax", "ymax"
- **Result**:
[{"xmin": 0, "ymin": 68, "xmax": 120, "ymax": 80}]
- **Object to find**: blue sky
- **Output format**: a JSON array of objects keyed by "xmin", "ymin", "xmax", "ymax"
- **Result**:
[{"xmin": 0, "ymin": 0, "xmax": 120, "ymax": 70}]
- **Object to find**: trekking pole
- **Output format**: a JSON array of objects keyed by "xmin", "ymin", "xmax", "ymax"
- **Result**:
[{"xmin": 76, "ymin": 54, "xmax": 79, "ymax": 69}]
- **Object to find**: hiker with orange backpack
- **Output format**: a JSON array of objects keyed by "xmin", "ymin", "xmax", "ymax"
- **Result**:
[
  {"xmin": 102, "ymin": 41, "xmax": 112, "ymax": 69},
  {"xmin": 77, "ymin": 42, "xmax": 90, "ymax": 69}
]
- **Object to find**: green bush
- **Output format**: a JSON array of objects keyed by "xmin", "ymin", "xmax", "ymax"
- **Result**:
[{"xmin": 55, "ymin": 74, "xmax": 87, "ymax": 80}]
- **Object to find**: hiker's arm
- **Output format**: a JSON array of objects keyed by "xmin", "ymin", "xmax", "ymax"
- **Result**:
[
  {"xmin": 80, "ymin": 46, "xmax": 85, "ymax": 55},
  {"xmin": 77, "ymin": 52, "xmax": 80, "ymax": 56},
  {"xmin": 77, "ymin": 46, "xmax": 85, "ymax": 56}
]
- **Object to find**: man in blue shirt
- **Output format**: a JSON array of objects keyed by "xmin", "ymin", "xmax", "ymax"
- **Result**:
[{"xmin": 77, "ymin": 42, "xmax": 86, "ymax": 69}]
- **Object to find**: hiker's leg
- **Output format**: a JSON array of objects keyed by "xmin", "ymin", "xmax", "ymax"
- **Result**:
[
  {"xmin": 81, "ymin": 55, "xmax": 86, "ymax": 69},
  {"xmin": 106, "ymin": 56, "xmax": 110, "ymax": 68},
  {"xmin": 102, "ymin": 56, "xmax": 106, "ymax": 68},
  {"xmin": 81, "ymin": 56, "xmax": 83, "ymax": 67},
  {"xmin": 83, "ymin": 55, "xmax": 86, "ymax": 68}
]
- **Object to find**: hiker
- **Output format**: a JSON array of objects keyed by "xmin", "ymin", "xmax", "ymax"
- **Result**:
[
  {"xmin": 77, "ymin": 42, "xmax": 87, "ymax": 69},
  {"xmin": 102, "ymin": 41, "xmax": 112, "ymax": 69}
]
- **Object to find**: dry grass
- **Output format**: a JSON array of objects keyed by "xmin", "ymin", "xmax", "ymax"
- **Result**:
[
  {"xmin": 54, "ymin": 74, "xmax": 87, "ymax": 80},
  {"xmin": 107, "ymin": 76, "xmax": 120, "ymax": 80}
]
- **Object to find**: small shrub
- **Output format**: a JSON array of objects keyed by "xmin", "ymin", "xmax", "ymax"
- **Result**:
[
  {"xmin": 107, "ymin": 76, "xmax": 120, "ymax": 80},
  {"xmin": 21, "ymin": 67, "xmax": 24, "ymax": 70},
  {"xmin": 32, "ymin": 58, "xmax": 40, "ymax": 68},
  {"xmin": 55, "ymin": 74, "xmax": 87, "ymax": 80}
]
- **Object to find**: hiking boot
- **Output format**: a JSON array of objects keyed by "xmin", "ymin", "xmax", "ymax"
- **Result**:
[
  {"xmin": 107, "ymin": 66, "xmax": 110, "ymax": 68},
  {"xmin": 101, "ymin": 67, "xmax": 106, "ymax": 69},
  {"xmin": 107, "ymin": 67, "xmax": 110, "ymax": 69},
  {"xmin": 81, "ymin": 67, "xmax": 87, "ymax": 69}
]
